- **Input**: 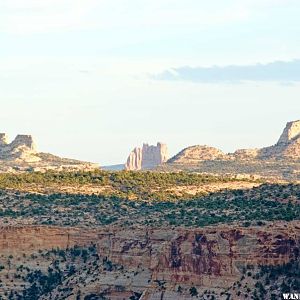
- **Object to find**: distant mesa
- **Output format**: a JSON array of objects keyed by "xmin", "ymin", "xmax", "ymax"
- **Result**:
[
  {"xmin": 235, "ymin": 120, "xmax": 300, "ymax": 160},
  {"xmin": 164, "ymin": 120, "xmax": 300, "ymax": 179},
  {"xmin": 125, "ymin": 142, "xmax": 168, "ymax": 170},
  {"xmin": 0, "ymin": 133, "xmax": 98, "ymax": 172},
  {"xmin": 168, "ymin": 120, "xmax": 300, "ymax": 165}
]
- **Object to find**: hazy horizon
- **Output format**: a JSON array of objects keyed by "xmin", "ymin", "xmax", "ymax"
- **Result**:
[{"xmin": 1, "ymin": 0, "xmax": 300, "ymax": 165}]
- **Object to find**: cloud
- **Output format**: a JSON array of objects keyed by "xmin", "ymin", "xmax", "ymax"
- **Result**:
[{"xmin": 153, "ymin": 60, "xmax": 300, "ymax": 84}]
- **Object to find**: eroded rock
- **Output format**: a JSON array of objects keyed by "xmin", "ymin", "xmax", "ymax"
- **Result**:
[{"xmin": 125, "ymin": 142, "xmax": 168, "ymax": 170}]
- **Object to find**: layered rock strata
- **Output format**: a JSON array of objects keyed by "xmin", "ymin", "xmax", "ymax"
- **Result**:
[{"xmin": 0, "ymin": 223, "xmax": 298, "ymax": 288}]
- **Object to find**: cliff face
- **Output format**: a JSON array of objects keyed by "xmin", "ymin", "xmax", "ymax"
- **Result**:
[
  {"xmin": 0, "ymin": 223, "xmax": 298, "ymax": 288},
  {"xmin": 125, "ymin": 142, "xmax": 168, "ymax": 170},
  {"xmin": 277, "ymin": 120, "xmax": 300, "ymax": 145},
  {"xmin": 0, "ymin": 133, "xmax": 98, "ymax": 172},
  {"xmin": 259, "ymin": 120, "xmax": 300, "ymax": 159},
  {"xmin": 0, "ymin": 133, "xmax": 39, "ymax": 162},
  {"xmin": 169, "ymin": 120, "xmax": 300, "ymax": 167}
]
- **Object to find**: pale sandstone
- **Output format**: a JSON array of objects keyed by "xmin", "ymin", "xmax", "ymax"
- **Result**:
[
  {"xmin": 125, "ymin": 142, "xmax": 168, "ymax": 170},
  {"xmin": 169, "ymin": 120, "xmax": 300, "ymax": 165},
  {"xmin": 0, "ymin": 133, "xmax": 98, "ymax": 171}
]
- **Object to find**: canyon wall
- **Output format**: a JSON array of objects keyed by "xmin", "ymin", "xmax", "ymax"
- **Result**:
[{"xmin": 0, "ymin": 223, "xmax": 299, "ymax": 289}]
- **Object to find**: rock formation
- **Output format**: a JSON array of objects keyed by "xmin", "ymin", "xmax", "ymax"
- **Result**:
[
  {"xmin": 168, "ymin": 145, "xmax": 227, "ymax": 164},
  {"xmin": 125, "ymin": 142, "xmax": 168, "ymax": 170},
  {"xmin": 0, "ymin": 133, "xmax": 39, "ymax": 162},
  {"xmin": 277, "ymin": 120, "xmax": 300, "ymax": 145},
  {"xmin": 0, "ymin": 133, "xmax": 8, "ymax": 146},
  {"xmin": 163, "ymin": 120, "xmax": 300, "ymax": 179},
  {"xmin": 169, "ymin": 120, "xmax": 300, "ymax": 165},
  {"xmin": 258, "ymin": 120, "xmax": 300, "ymax": 159},
  {"xmin": 0, "ymin": 223, "xmax": 298, "ymax": 298},
  {"xmin": 0, "ymin": 133, "xmax": 98, "ymax": 172}
]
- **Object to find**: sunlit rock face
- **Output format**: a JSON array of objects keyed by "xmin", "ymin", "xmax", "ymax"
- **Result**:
[
  {"xmin": 168, "ymin": 120, "xmax": 300, "ymax": 165},
  {"xmin": 0, "ymin": 133, "xmax": 9, "ymax": 146},
  {"xmin": 277, "ymin": 120, "xmax": 300, "ymax": 145},
  {"xmin": 169, "ymin": 145, "xmax": 228, "ymax": 164},
  {"xmin": 125, "ymin": 142, "xmax": 168, "ymax": 170},
  {"xmin": 0, "ymin": 133, "xmax": 98, "ymax": 171},
  {"xmin": 0, "ymin": 133, "xmax": 39, "ymax": 162},
  {"xmin": 259, "ymin": 120, "xmax": 300, "ymax": 160},
  {"xmin": 0, "ymin": 223, "xmax": 298, "ymax": 297}
]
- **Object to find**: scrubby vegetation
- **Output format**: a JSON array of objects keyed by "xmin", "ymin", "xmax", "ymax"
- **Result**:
[
  {"xmin": 226, "ymin": 258, "xmax": 300, "ymax": 300},
  {"xmin": 0, "ymin": 183, "xmax": 299, "ymax": 227},
  {"xmin": 0, "ymin": 170, "xmax": 248, "ymax": 187},
  {"xmin": 0, "ymin": 244, "xmax": 144, "ymax": 300},
  {"xmin": 0, "ymin": 171, "xmax": 298, "ymax": 299},
  {"xmin": 0, "ymin": 170, "xmax": 259, "ymax": 200}
]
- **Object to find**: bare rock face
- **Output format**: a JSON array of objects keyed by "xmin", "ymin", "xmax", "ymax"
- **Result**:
[
  {"xmin": 10, "ymin": 134, "xmax": 37, "ymax": 151},
  {"xmin": 125, "ymin": 142, "xmax": 168, "ymax": 170},
  {"xmin": 259, "ymin": 120, "xmax": 300, "ymax": 160},
  {"xmin": 0, "ymin": 133, "xmax": 98, "ymax": 172},
  {"xmin": 169, "ymin": 120, "xmax": 300, "ymax": 167},
  {"xmin": 169, "ymin": 145, "xmax": 227, "ymax": 164},
  {"xmin": 0, "ymin": 134, "xmax": 39, "ymax": 162},
  {"xmin": 0, "ymin": 133, "xmax": 8, "ymax": 146},
  {"xmin": 125, "ymin": 147, "xmax": 143, "ymax": 170},
  {"xmin": 0, "ymin": 223, "xmax": 298, "ymax": 297},
  {"xmin": 277, "ymin": 120, "xmax": 300, "ymax": 145}
]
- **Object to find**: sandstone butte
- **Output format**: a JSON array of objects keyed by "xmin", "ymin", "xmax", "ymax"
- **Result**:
[
  {"xmin": 0, "ymin": 133, "xmax": 98, "ymax": 172},
  {"xmin": 169, "ymin": 119, "xmax": 300, "ymax": 164},
  {"xmin": 125, "ymin": 142, "xmax": 169, "ymax": 170}
]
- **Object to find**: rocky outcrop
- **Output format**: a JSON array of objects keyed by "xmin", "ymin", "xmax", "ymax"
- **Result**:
[
  {"xmin": 0, "ymin": 133, "xmax": 8, "ymax": 146},
  {"xmin": 125, "ymin": 142, "xmax": 168, "ymax": 170},
  {"xmin": 0, "ymin": 133, "xmax": 98, "ymax": 172},
  {"xmin": 126, "ymin": 147, "xmax": 143, "ymax": 170},
  {"xmin": 258, "ymin": 120, "xmax": 300, "ymax": 159},
  {"xmin": 0, "ymin": 133, "xmax": 39, "ymax": 162},
  {"xmin": 0, "ymin": 223, "xmax": 298, "ymax": 294},
  {"xmin": 169, "ymin": 145, "xmax": 227, "ymax": 164},
  {"xmin": 277, "ymin": 120, "xmax": 300, "ymax": 145},
  {"xmin": 169, "ymin": 120, "xmax": 300, "ymax": 166}
]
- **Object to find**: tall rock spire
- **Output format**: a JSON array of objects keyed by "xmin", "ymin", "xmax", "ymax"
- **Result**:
[{"xmin": 125, "ymin": 142, "xmax": 169, "ymax": 170}]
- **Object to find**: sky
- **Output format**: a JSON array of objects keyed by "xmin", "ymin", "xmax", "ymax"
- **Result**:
[{"xmin": 1, "ymin": 0, "xmax": 300, "ymax": 165}]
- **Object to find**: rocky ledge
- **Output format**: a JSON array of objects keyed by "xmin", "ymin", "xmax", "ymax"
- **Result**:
[{"xmin": 0, "ymin": 222, "xmax": 299, "ymax": 299}]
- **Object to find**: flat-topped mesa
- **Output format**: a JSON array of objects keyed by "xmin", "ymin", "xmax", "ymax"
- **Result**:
[
  {"xmin": 125, "ymin": 142, "xmax": 168, "ymax": 170},
  {"xmin": 276, "ymin": 120, "xmax": 300, "ymax": 145}
]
